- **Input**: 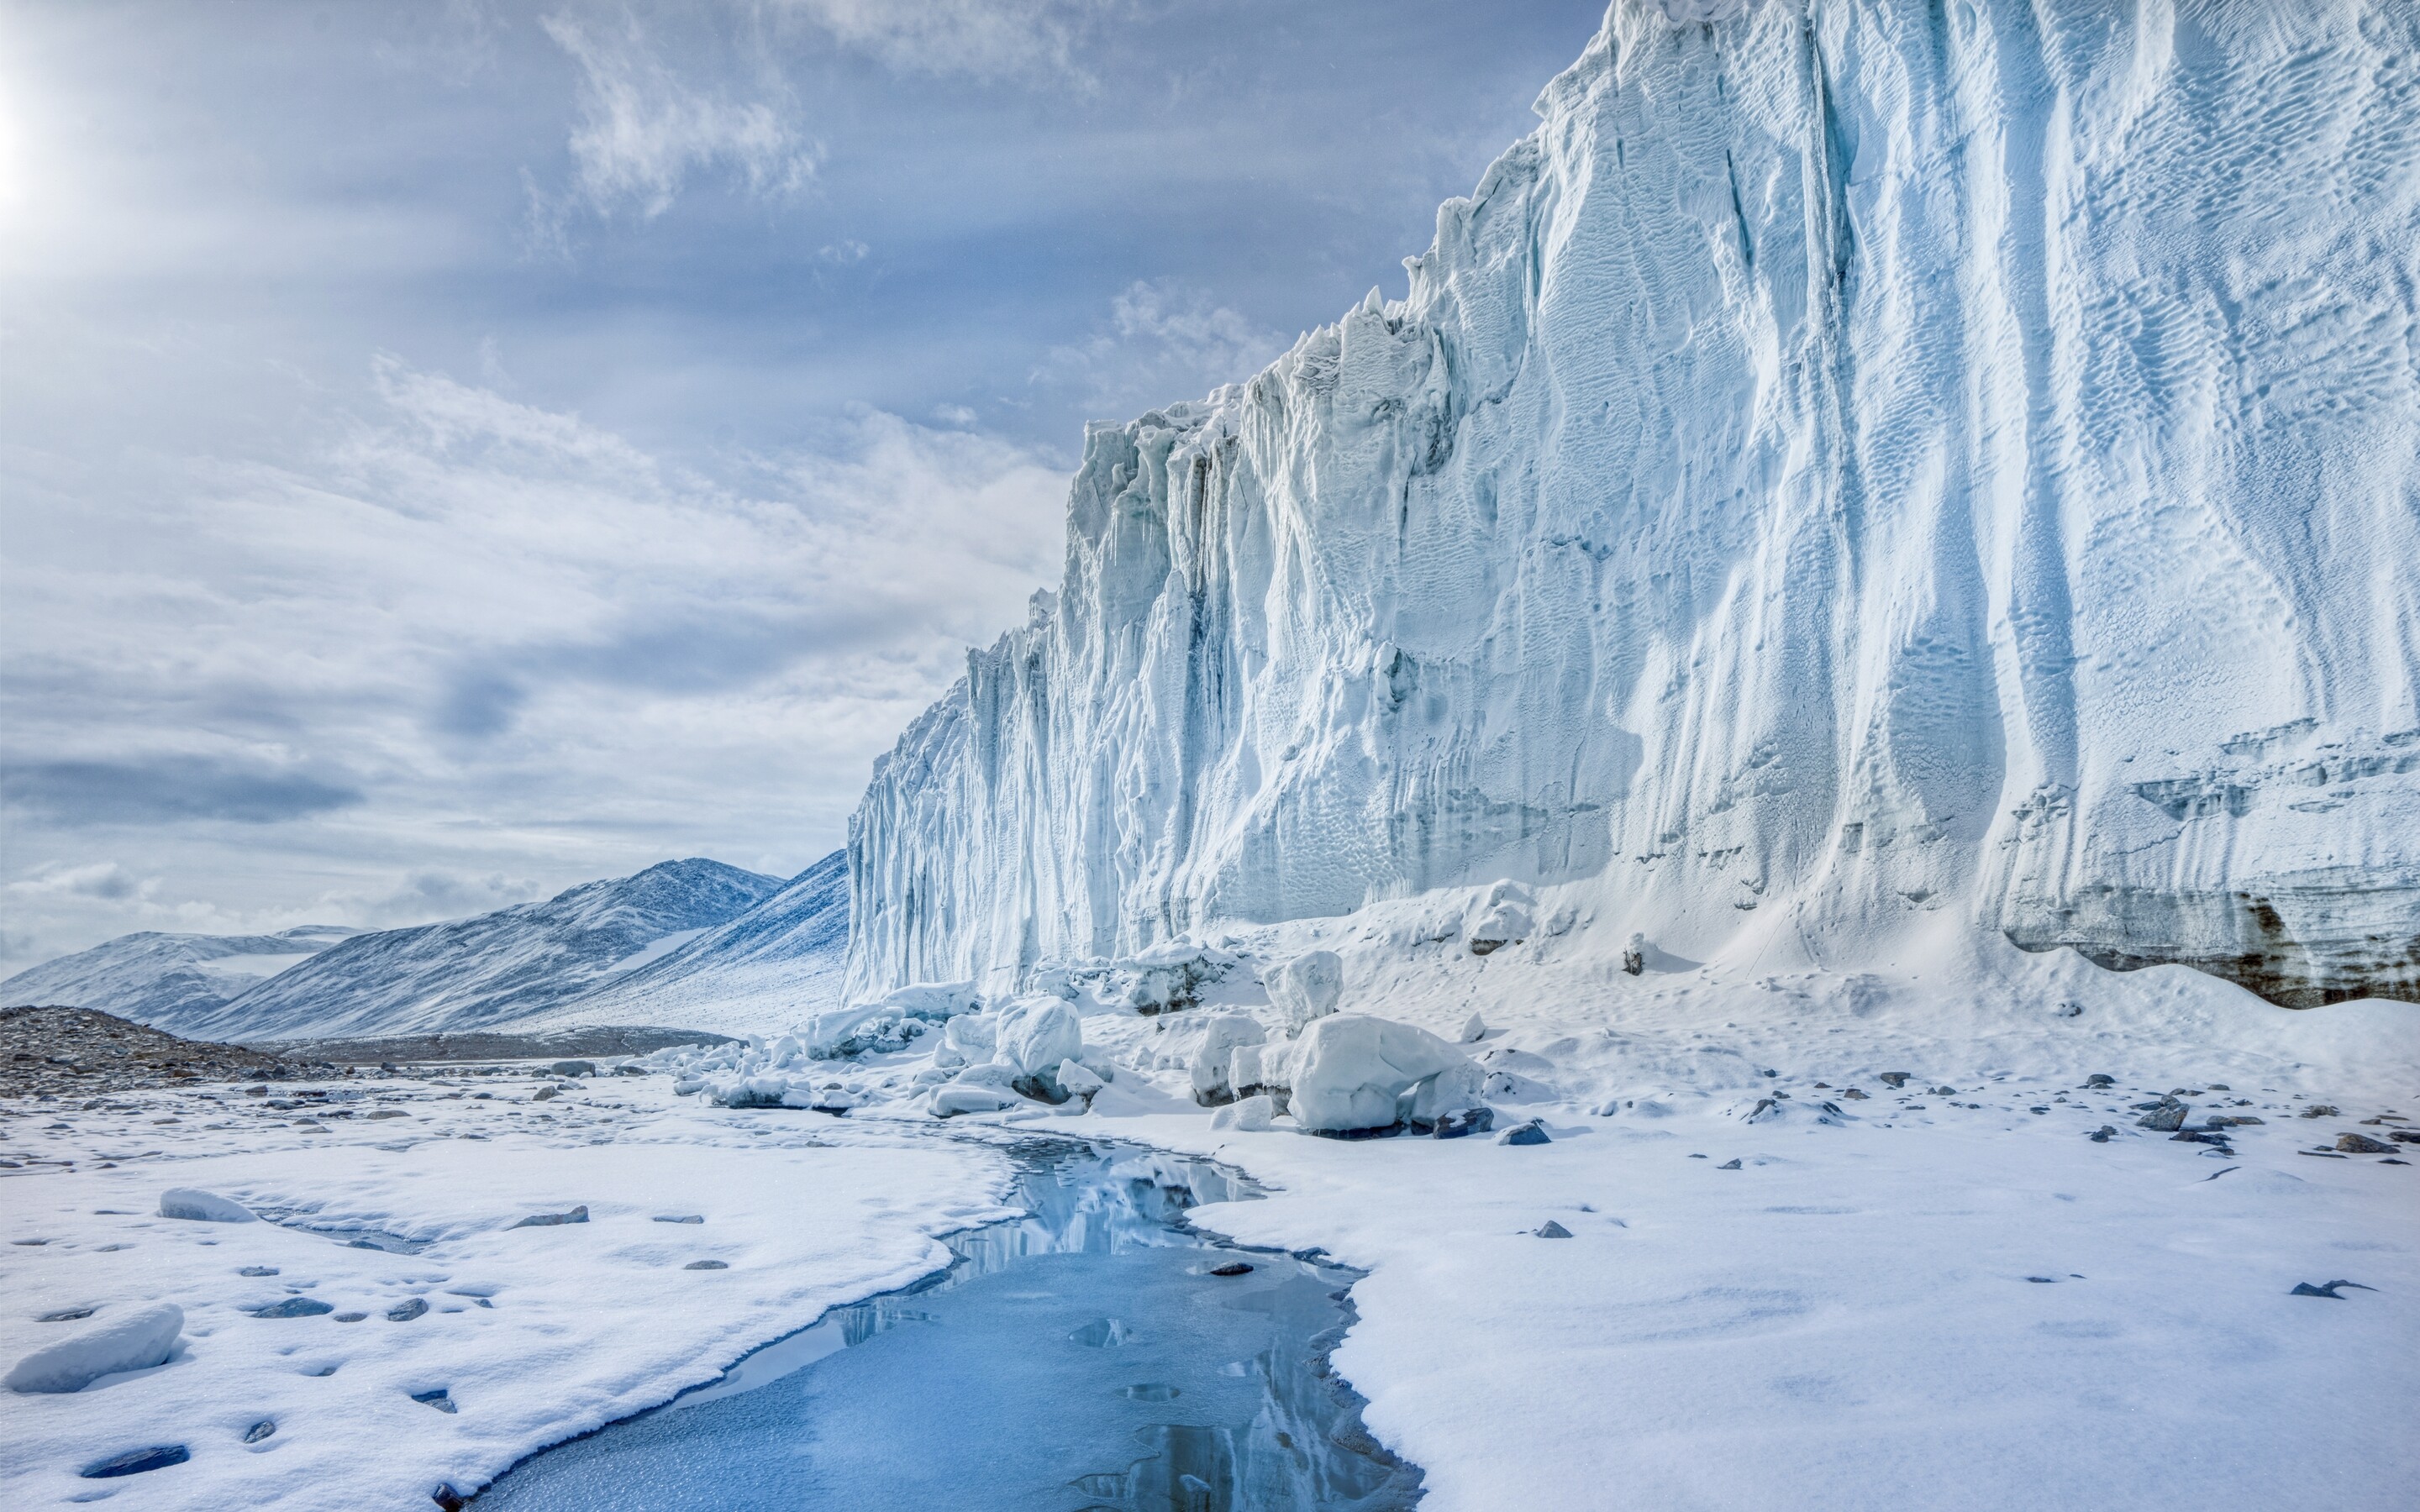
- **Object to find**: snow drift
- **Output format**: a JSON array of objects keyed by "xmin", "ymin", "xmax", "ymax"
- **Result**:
[{"xmin": 847, "ymin": 0, "xmax": 2420, "ymax": 1008}]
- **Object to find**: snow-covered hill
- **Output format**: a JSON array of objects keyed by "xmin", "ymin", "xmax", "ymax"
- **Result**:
[
  {"xmin": 510, "ymin": 851, "xmax": 850, "ymax": 1037},
  {"xmin": 0, "ymin": 926, "xmax": 356, "ymax": 1026},
  {"xmin": 848, "ymin": 0, "xmax": 2420, "ymax": 1008},
  {"xmin": 170, "ymin": 859, "xmax": 783, "ymax": 1042}
]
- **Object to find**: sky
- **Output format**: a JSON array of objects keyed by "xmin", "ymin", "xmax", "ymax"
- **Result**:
[{"xmin": 0, "ymin": 0, "xmax": 1610, "ymax": 974}]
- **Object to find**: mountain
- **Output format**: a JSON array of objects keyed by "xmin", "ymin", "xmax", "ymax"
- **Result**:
[
  {"xmin": 846, "ymin": 0, "xmax": 2420, "ymax": 1009},
  {"xmin": 508, "ymin": 850, "xmax": 850, "ymax": 1037},
  {"xmin": 0, "ymin": 926, "xmax": 357, "ymax": 1025},
  {"xmin": 171, "ymin": 858, "xmax": 784, "ymax": 1041}
]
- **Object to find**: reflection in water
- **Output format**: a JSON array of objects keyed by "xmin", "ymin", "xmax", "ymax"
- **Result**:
[{"xmin": 475, "ymin": 1137, "xmax": 1421, "ymax": 1511}]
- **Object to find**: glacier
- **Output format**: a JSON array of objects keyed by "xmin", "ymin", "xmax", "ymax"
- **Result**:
[{"xmin": 848, "ymin": 0, "xmax": 2420, "ymax": 1009}]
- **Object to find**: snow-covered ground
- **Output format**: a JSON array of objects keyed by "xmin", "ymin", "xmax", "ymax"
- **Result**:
[
  {"xmin": 638, "ymin": 914, "xmax": 2420, "ymax": 1512},
  {"xmin": 0, "ymin": 1073, "xmax": 1009, "ymax": 1509},
  {"xmin": 9, "ymin": 923, "xmax": 2414, "ymax": 1509}
]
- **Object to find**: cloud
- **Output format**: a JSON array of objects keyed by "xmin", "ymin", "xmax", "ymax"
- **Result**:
[
  {"xmin": 531, "ymin": 7, "xmax": 819, "ymax": 237},
  {"xmin": 765, "ymin": 0, "xmax": 1122, "ymax": 85},
  {"xmin": 8, "ymin": 861, "xmax": 157, "ymax": 902},
  {"xmin": 1038, "ymin": 278, "xmax": 1288, "ymax": 417},
  {"xmin": 3, "ymin": 757, "xmax": 366, "ymax": 827}
]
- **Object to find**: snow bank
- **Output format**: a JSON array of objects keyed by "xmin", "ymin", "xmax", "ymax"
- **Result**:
[{"xmin": 5, "ymin": 1305, "xmax": 183, "ymax": 1394}]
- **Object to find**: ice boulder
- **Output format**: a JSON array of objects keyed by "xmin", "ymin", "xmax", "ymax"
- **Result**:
[
  {"xmin": 1407, "ymin": 1060, "xmax": 1489, "ymax": 1131},
  {"xmin": 930, "ymin": 1084, "xmax": 1020, "ymax": 1118},
  {"xmin": 880, "ymin": 980, "xmax": 984, "ymax": 1020},
  {"xmin": 1119, "ymin": 941, "xmax": 1238, "ymax": 1015},
  {"xmin": 1056, "ymin": 1059, "xmax": 1105, "ymax": 1100},
  {"xmin": 1289, "ymin": 1014, "xmax": 1479, "ymax": 1135},
  {"xmin": 1228, "ymin": 1040, "xmax": 1291, "ymax": 1105},
  {"xmin": 160, "ymin": 1189, "xmax": 255, "ymax": 1223},
  {"xmin": 1468, "ymin": 882, "xmax": 1534, "ymax": 957},
  {"xmin": 1265, "ymin": 951, "xmax": 1343, "ymax": 1033},
  {"xmin": 7, "ymin": 1305, "xmax": 183, "ymax": 1394},
  {"xmin": 1191, "ymin": 1014, "xmax": 1267, "ymax": 1107},
  {"xmin": 997, "ymin": 996, "xmax": 1083, "ymax": 1101},
  {"xmin": 1210, "ymin": 1095, "xmax": 1277, "ymax": 1132}
]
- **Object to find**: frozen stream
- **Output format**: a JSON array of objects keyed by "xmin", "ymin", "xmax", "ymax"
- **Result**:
[{"xmin": 473, "ymin": 1136, "xmax": 1421, "ymax": 1510}]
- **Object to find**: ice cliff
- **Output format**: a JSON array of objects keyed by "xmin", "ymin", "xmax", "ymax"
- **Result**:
[{"xmin": 847, "ymin": 0, "xmax": 2420, "ymax": 1009}]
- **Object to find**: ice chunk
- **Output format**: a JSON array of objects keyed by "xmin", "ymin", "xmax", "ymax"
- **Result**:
[
  {"xmin": 1265, "ymin": 951, "xmax": 1343, "ymax": 1033},
  {"xmin": 160, "ymin": 1188, "xmax": 255, "ymax": 1223},
  {"xmin": 1209, "ymin": 1094, "xmax": 1276, "ymax": 1132},
  {"xmin": 997, "ymin": 996, "xmax": 1081, "ymax": 1084},
  {"xmin": 930, "ymin": 1084, "xmax": 1020, "ymax": 1118},
  {"xmin": 1468, "ymin": 884, "xmax": 1534, "ymax": 956},
  {"xmin": 7, "ymin": 1304, "xmax": 183, "ymax": 1393},
  {"xmin": 1289, "ymin": 1014, "xmax": 1477, "ymax": 1134},
  {"xmin": 1407, "ymin": 1060, "xmax": 1488, "ymax": 1130},
  {"xmin": 1458, "ymin": 1013, "xmax": 1486, "ymax": 1043},
  {"xmin": 1190, "ymin": 1013, "xmax": 1267, "ymax": 1106},
  {"xmin": 1118, "ymin": 942, "xmax": 1238, "ymax": 1015},
  {"xmin": 1056, "ymin": 1059, "xmax": 1105, "ymax": 1100}
]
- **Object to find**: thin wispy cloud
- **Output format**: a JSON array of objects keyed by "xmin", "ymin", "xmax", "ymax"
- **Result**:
[
  {"xmin": 765, "ymin": 0, "xmax": 1123, "ymax": 85},
  {"xmin": 529, "ymin": 6, "xmax": 819, "ymax": 244}
]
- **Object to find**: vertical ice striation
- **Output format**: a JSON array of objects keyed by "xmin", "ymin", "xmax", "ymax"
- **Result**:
[{"xmin": 847, "ymin": 0, "xmax": 2420, "ymax": 1007}]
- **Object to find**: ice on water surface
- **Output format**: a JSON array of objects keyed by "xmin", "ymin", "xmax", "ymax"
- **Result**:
[{"xmin": 475, "ymin": 1142, "xmax": 1415, "ymax": 1512}]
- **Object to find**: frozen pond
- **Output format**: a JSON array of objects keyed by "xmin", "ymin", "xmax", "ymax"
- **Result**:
[{"xmin": 474, "ymin": 1136, "xmax": 1422, "ymax": 1510}]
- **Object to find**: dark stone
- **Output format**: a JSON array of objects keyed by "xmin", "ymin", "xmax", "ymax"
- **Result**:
[
  {"xmin": 1429, "ymin": 1106, "xmax": 1493, "ymax": 1140},
  {"xmin": 411, "ymin": 1389, "xmax": 457, "ymax": 1413},
  {"xmin": 1717, "ymin": 1158, "xmax": 1742, "ymax": 1170},
  {"xmin": 548, "ymin": 1060, "xmax": 596, "ymax": 1078},
  {"xmin": 2088, "ymin": 1126, "xmax": 2117, "ymax": 1142},
  {"xmin": 1307, "ymin": 1123, "xmax": 1403, "ymax": 1141},
  {"xmin": 238, "ymin": 1266, "xmax": 279, "ymax": 1278},
  {"xmin": 80, "ymin": 1445, "xmax": 190, "ymax": 1478},
  {"xmin": 334, "ymin": 1312, "xmax": 368, "ymax": 1322},
  {"xmin": 2136, "ymin": 1100, "xmax": 2189, "ymax": 1132},
  {"xmin": 2289, "ymin": 1280, "xmax": 2375, "ymax": 1299},
  {"xmin": 2337, "ymin": 1133, "xmax": 2395, "ymax": 1154},
  {"xmin": 250, "ymin": 1297, "xmax": 334, "ymax": 1319},
  {"xmin": 1878, "ymin": 1072, "xmax": 1912, "ymax": 1089},
  {"xmin": 2299, "ymin": 1105, "xmax": 2339, "ymax": 1118},
  {"xmin": 1207, "ymin": 1262, "xmax": 1254, "ymax": 1277},
  {"xmin": 2393, "ymin": 1131, "xmax": 2420, "ymax": 1144},
  {"xmin": 1622, "ymin": 948, "xmax": 1644, "ymax": 976},
  {"xmin": 2083, "ymin": 1074, "xmax": 2116, "ymax": 1089},
  {"xmin": 531, "ymin": 1087, "xmax": 558, "ymax": 1102},
  {"xmin": 685, "ymin": 1259, "xmax": 729, "ymax": 1270},
  {"xmin": 2025, "ymin": 1276, "xmax": 2057, "ymax": 1284},
  {"xmin": 1840, "ymin": 1088, "xmax": 1869, "ymax": 1100},
  {"xmin": 433, "ymin": 1487, "xmax": 469, "ymax": 1511},
  {"xmin": 387, "ymin": 1298, "xmax": 429, "ymax": 1322},
  {"xmin": 243, "ymin": 1420, "xmax": 276, "ymax": 1444},
  {"xmin": 1533, "ymin": 1221, "xmax": 1573, "ymax": 1238},
  {"xmin": 1498, "ymin": 1119, "xmax": 1550, "ymax": 1147},
  {"xmin": 509, "ymin": 1205, "xmax": 588, "ymax": 1228},
  {"xmin": 653, "ymin": 1215, "xmax": 705, "ymax": 1224}
]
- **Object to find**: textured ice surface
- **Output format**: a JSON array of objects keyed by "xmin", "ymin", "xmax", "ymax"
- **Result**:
[{"xmin": 846, "ymin": 0, "xmax": 2420, "ymax": 1006}]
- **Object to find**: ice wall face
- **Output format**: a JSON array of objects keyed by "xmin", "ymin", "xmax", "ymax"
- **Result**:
[{"xmin": 848, "ymin": 0, "xmax": 2420, "ymax": 1007}]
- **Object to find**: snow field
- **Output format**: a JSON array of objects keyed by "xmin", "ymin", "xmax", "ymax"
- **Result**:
[{"xmin": 1, "ymin": 1080, "xmax": 1011, "ymax": 1510}]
